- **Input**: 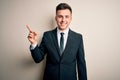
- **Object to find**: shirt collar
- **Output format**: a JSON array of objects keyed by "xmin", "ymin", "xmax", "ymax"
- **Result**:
[{"xmin": 57, "ymin": 27, "xmax": 69, "ymax": 35}]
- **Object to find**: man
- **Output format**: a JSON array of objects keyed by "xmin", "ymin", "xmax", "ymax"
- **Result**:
[{"xmin": 27, "ymin": 3, "xmax": 87, "ymax": 80}]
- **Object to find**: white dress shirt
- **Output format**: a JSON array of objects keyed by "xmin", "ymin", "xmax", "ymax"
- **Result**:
[{"xmin": 57, "ymin": 27, "xmax": 69, "ymax": 50}]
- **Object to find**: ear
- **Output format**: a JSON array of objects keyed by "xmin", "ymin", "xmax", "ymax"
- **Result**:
[
  {"xmin": 55, "ymin": 16, "xmax": 57, "ymax": 21},
  {"xmin": 70, "ymin": 15, "xmax": 72, "ymax": 21}
]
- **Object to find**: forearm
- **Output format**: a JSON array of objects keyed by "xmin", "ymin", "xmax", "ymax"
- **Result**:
[{"xmin": 30, "ymin": 44, "xmax": 46, "ymax": 63}]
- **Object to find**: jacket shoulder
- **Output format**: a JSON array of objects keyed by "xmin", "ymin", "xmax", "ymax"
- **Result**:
[{"xmin": 70, "ymin": 29, "xmax": 83, "ymax": 39}]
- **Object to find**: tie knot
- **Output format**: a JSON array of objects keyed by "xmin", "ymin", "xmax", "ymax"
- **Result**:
[{"xmin": 60, "ymin": 33, "xmax": 64, "ymax": 36}]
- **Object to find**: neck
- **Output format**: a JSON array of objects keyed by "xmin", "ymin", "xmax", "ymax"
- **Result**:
[{"xmin": 58, "ymin": 27, "xmax": 69, "ymax": 32}]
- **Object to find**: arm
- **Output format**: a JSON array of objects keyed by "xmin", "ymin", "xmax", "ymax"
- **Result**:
[
  {"xmin": 77, "ymin": 35, "xmax": 87, "ymax": 80},
  {"xmin": 30, "ymin": 34, "xmax": 47, "ymax": 63},
  {"xmin": 26, "ymin": 25, "xmax": 46, "ymax": 63}
]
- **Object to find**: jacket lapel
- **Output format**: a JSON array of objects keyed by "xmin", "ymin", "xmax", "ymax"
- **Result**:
[{"xmin": 52, "ymin": 28, "xmax": 61, "ymax": 57}]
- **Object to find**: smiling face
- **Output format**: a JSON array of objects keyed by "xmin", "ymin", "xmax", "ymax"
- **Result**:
[{"xmin": 55, "ymin": 9, "xmax": 72, "ymax": 31}]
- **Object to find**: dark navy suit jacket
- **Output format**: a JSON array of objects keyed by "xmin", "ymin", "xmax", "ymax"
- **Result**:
[{"xmin": 30, "ymin": 28, "xmax": 87, "ymax": 80}]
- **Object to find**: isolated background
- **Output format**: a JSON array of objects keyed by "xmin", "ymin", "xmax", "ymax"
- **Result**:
[{"xmin": 0, "ymin": 0, "xmax": 120, "ymax": 80}]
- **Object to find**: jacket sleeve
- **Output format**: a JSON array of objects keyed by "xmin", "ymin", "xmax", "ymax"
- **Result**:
[
  {"xmin": 30, "ymin": 33, "xmax": 47, "ymax": 63},
  {"xmin": 77, "ymin": 35, "xmax": 87, "ymax": 80}
]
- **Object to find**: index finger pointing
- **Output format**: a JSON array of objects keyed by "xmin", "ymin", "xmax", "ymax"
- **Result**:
[{"xmin": 26, "ymin": 25, "xmax": 32, "ymax": 32}]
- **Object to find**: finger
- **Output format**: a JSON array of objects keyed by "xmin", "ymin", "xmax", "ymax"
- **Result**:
[
  {"xmin": 28, "ymin": 35, "xmax": 33, "ymax": 38},
  {"xmin": 29, "ymin": 32, "xmax": 37, "ymax": 37},
  {"xmin": 29, "ymin": 33, "xmax": 34, "ymax": 36},
  {"xmin": 29, "ymin": 32, "xmax": 37, "ymax": 36},
  {"xmin": 28, "ymin": 33, "xmax": 34, "ymax": 38},
  {"xmin": 26, "ymin": 25, "xmax": 32, "ymax": 32},
  {"xmin": 33, "ymin": 32, "xmax": 37, "ymax": 36}
]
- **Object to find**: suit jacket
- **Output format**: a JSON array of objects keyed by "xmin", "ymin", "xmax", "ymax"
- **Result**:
[{"xmin": 30, "ymin": 28, "xmax": 87, "ymax": 80}]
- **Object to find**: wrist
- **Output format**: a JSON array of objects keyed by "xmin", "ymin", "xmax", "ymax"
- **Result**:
[
  {"xmin": 31, "ymin": 41, "xmax": 37, "ymax": 46},
  {"xmin": 30, "ymin": 42, "xmax": 37, "ymax": 50}
]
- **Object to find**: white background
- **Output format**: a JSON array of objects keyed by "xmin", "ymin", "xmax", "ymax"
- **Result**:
[{"xmin": 0, "ymin": 0, "xmax": 120, "ymax": 80}]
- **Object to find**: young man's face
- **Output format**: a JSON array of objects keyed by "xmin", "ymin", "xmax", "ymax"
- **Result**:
[{"xmin": 55, "ymin": 9, "xmax": 72, "ymax": 31}]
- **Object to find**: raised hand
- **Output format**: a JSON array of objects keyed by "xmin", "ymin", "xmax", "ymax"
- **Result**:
[{"xmin": 26, "ymin": 25, "xmax": 37, "ymax": 44}]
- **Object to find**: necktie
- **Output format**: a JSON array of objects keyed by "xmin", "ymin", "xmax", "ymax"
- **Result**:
[{"xmin": 60, "ymin": 33, "xmax": 64, "ymax": 55}]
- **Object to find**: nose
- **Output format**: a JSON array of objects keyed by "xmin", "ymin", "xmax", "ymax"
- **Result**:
[{"xmin": 62, "ymin": 17, "xmax": 65, "ymax": 22}]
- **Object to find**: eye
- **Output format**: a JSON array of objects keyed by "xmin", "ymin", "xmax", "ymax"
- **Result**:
[
  {"xmin": 58, "ymin": 15, "xmax": 63, "ymax": 18},
  {"xmin": 65, "ymin": 15, "xmax": 69, "ymax": 18}
]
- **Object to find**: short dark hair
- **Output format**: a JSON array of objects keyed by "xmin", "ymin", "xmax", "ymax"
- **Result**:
[{"xmin": 56, "ymin": 3, "xmax": 72, "ymax": 14}]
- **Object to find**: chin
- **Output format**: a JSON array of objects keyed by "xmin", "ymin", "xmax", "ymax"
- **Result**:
[{"xmin": 58, "ymin": 25, "xmax": 68, "ymax": 30}]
